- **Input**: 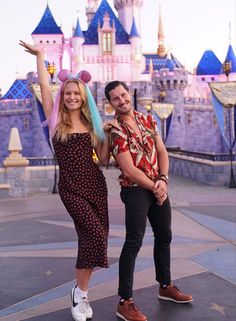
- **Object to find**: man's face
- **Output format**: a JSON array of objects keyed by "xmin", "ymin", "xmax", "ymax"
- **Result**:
[{"xmin": 108, "ymin": 85, "xmax": 132, "ymax": 115}]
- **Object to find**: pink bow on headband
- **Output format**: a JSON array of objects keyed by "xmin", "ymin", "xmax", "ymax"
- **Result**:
[{"xmin": 58, "ymin": 69, "xmax": 92, "ymax": 83}]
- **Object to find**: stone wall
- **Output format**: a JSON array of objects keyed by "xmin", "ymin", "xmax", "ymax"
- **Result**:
[
  {"xmin": 169, "ymin": 153, "xmax": 235, "ymax": 186},
  {"xmin": 0, "ymin": 99, "xmax": 52, "ymax": 166},
  {"xmin": 2, "ymin": 76, "xmax": 235, "ymax": 167},
  {"xmin": 183, "ymin": 104, "xmax": 227, "ymax": 153},
  {"xmin": 1, "ymin": 156, "xmax": 235, "ymax": 199},
  {"xmin": 0, "ymin": 165, "xmax": 121, "ymax": 199}
]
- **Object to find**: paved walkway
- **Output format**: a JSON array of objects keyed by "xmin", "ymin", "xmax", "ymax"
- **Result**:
[{"xmin": 0, "ymin": 174, "xmax": 235, "ymax": 321}]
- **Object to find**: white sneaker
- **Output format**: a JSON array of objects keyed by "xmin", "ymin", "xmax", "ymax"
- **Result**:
[{"xmin": 70, "ymin": 286, "xmax": 93, "ymax": 321}]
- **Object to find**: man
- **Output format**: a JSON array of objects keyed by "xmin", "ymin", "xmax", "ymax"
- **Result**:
[{"xmin": 105, "ymin": 81, "xmax": 193, "ymax": 321}]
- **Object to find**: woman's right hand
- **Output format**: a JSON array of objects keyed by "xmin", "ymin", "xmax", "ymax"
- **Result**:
[{"xmin": 19, "ymin": 40, "xmax": 43, "ymax": 56}]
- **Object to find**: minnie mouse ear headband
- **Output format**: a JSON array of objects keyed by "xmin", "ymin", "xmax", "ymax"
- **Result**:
[
  {"xmin": 43, "ymin": 69, "xmax": 105, "ymax": 141},
  {"xmin": 58, "ymin": 69, "xmax": 92, "ymax": 83}
]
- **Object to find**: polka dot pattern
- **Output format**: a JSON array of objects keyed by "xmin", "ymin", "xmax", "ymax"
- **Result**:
[{"xmin": 53, "ymin": 133, "xmax": 109, "ymax": 268}]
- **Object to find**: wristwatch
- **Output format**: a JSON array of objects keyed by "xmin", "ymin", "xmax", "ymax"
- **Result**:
[
  {"xmin": 160, "ymin": 174, "xmax": 169, "ymax": 181},
  {"xmin": 159, "ymin": 174, "xmax": 169, "ymax": 184}
]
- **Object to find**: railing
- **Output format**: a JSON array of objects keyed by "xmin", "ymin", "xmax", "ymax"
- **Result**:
[
  {"xmin": 167, "ymin": 148, "xmax": 236, "ymax": 162},
  {"xmin": 28, "ymin": 157, "xmax": 55, "ymax": 166},
  {"xmin": 28, "ymin": 152, "xmax": 236, "ymax": 166}
]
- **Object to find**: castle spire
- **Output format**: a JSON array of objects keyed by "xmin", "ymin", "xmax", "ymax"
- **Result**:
[
  {"xmin": 157, "ymin": 4, "xmax": 166, "ymax": 57},
  {"xmin": 32, "ymin": 4, "xmax": 62, "ymax": 35},
  {"xmin": 73, "ymin": 17, "xmax": 84, "ymax": 38},
  {"xmin": 130, "ymin": 17, "xmax": 140, "ymax": 37}
]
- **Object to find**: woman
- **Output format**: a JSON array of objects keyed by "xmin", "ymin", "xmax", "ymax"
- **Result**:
[{"xmin": 20, "ymin": 40, "xmax": 111, "ymax": 321}]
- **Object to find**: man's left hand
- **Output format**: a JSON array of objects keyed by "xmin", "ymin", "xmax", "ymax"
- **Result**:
[{"xmin": 153, "ymin": 180, "xmax": 168, "ymax": 205}]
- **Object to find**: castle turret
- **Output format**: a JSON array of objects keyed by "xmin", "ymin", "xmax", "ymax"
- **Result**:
[
  {"xmin": 152, "ymin": 68, "xmax": 188, "ymax": 149},
  {"xmin": 72, "ymin": 17, "xmax": 85, "ymax": 73},
  {"xmin": 129, "ymin": 17, "xmax": 145, "ymax": 79},
  {"xmin": 114, "ymin": 0, "xmax": 143, "ymax": 35},
  {"xmin": 31, "ymin": 4, "xmax": 64, "ymax": 74},
  {"xmin": 129, "ymin": 17, "xmax": 141, "ymax": 59},
  {"xmin": 86, "ymin": 0, "xmax": 99, "ymax": 26}
]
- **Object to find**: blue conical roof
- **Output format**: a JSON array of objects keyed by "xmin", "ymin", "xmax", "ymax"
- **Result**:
[
  {"xmin": 73, "ymin": 17, "xmax": 84, "ymax": 38},
  {"xmin": 1, "ymin": 79, "xmax": 33, "ymax": 100},
  {"xmin": 196, "ymin": 50, "xmax": 222, "ymax": 75},
  {"xmin": 223, "ymin": 45, "xmax": 236, "ymax": 73},
  {"xmin": 83, "ymin": 0, "xmax": 130, "ymax": 44},
  {"xmin": 32, "ymin": 5, "xmax": 63, "ymax": 35},
  {"xmin": 130, "ymin": 18, "xmax": 140, "ymax": 37}
]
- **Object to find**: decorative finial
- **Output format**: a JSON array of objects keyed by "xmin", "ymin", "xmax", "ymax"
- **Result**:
[
  {"xmin": 149, "ymin": 58, "xmax": 153, "ymax": 74},
  {"xmin": 3, "ymin": 127, "xmax": 29, "ymax": 167}
]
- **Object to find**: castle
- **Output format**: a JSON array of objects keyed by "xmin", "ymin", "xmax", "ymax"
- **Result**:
[{"xmin": 1, "ymin": 0, "xmax": 236, "ymax": 167}]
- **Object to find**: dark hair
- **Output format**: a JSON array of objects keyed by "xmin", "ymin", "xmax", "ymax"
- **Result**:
[{"xmin": 104, "ymin": 80, "xmax": 129, "ymax": 101}]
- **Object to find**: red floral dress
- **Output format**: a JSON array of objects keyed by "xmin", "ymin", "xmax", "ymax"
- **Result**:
[{"xmin": 110, "ymin": 110, "xmax": 159, "ymax": 187}]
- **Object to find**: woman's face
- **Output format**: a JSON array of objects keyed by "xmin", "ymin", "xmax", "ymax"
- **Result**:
[{"xmin": 63, "ymin": 82, "xmax": 83, "ymax": 111}]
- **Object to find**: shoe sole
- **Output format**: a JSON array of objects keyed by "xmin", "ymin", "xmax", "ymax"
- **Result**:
[
  {"xmin": 158, "ymin": 294, "xmax": 193, "ymax": 304},
  {"xmin": 71, "ymin": 306, "xmax": 93, "ymax": 321},
  {"xmin": 116, "ymin": 311, "xmax": 147, "ymax": 321}
]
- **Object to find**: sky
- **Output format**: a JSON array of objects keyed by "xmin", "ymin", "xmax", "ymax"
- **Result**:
[{"xmin": 0, "ymin": 0, "xmax": 235, "ymax": 95}]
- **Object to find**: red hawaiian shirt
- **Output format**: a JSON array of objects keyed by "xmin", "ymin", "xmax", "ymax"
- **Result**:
[{"xmin": 110, "ymin": 110, "xmax": 160, "ymax": 187}]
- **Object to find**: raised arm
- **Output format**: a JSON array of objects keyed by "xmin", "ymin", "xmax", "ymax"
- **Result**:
[{"xmin": 19, "ymin": 40, "xmax": 54, "ymax": 119}]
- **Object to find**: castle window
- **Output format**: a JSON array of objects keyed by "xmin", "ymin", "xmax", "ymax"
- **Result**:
[
  {"xmin": 187, "ymin": 113, "xmax": 192, "ymax": 125},
  {"xmin": 213, "ymin": 114, "xmax": 217, "ymax": 127},
  {"xmin": 102, "ymin": 32, "xmax": 112, "ymax": 55},
  {"xmin": 23, "ymin": 117, "xmax": 29, "ymax": 130}
]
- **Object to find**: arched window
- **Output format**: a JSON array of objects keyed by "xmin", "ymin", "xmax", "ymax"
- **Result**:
[{"xmin": 102, "ymin": 33, "xmax": 112, "ymax": 54}]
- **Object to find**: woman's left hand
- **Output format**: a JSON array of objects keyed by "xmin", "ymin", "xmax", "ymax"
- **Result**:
[{"xmin": 103, "ymin": 119, "xmax": 120, "ymax": 132}]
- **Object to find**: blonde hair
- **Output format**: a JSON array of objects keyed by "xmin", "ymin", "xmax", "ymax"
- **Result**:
[{"xmin": 54, "ymin": 80, "xmax": 97, "ymax": 146}]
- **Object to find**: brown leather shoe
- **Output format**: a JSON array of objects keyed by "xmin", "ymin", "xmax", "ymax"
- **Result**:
[
  {"xmin": 159, "ymin": 284, "xmax": 193, "ymax": 303},
  {"xmin": 116, "ymin": 299, "xmax": 147, "ymax": 321}
]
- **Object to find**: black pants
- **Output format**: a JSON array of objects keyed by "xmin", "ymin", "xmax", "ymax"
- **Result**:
[{"xmin": 118, "ymin": 186, "xmax": 172, "ymax": 299}]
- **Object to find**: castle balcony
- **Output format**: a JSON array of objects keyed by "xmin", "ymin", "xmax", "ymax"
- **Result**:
[{"xmin": 84, "ymin": 55, "xmax": 131, "ymax": 64}]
